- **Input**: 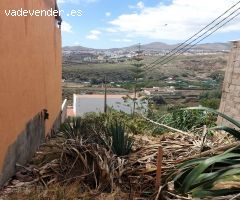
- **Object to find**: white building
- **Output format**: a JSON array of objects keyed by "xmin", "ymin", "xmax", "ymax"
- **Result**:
[{"xmin": 73, "ymin": 94, "xmax": 148, "ymax": 116}]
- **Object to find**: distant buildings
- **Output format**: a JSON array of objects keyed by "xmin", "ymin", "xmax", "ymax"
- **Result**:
[
  {"xmin": 143, "ymin": 86, "xmax": 175, "ymax": 96},
  {"xmin": 62, "ymin": 44, "xmax": 230, "ymax": 65},
  {"xmin": 62, "ymin": 48, "xmax": 140, "ymax": 64},
  {"xmin": 143, "ymin": 87, "xmax": 205, "ymax": 100}
]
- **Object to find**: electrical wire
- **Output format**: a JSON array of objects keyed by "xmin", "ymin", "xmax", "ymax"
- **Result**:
[
  {"xmin": 146, "ymin": 7, "xmax": 240, "ymax": 71},
  {"xmin": 158, "ymin": 10, "xmax": 240, "ymax": 67},
  {"xmin": 144, "ymin": 0, "xmax": 240, "ymax": 70}
]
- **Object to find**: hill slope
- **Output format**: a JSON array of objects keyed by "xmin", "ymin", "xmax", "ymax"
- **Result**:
[{"xmin": 63, "ymin": 42, "xmax": 231, "ymax": 52}]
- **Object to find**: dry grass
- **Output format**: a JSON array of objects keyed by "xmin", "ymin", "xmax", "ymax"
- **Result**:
[{"xmin": 0, "ymin": 127, "xmax": 235, "ymax": 200}]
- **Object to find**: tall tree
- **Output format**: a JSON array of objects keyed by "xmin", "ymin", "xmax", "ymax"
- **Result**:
[{"xmin": 131, "ymin": 43, "xmax": 144, "ymax": 116}]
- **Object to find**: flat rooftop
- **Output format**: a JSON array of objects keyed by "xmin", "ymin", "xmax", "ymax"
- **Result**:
[{"xmin": 74, "ymin": 94, "xmax": 134, "ymax": 99}]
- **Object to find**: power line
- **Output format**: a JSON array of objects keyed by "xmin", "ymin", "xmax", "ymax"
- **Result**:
[
  {"xmin": 148, "ymin": 8, "xmax": 240, "ymax": 69},
  {"xmin": 147, "ymin": 6, "xmax": 240, "ymax": 70},
  {"xmin": 158, "ymin": 10, "xmax": 240, "ymax": 67},
  {"xmin": 145, "ymin": 0, "xmax": 240, "ymax": 69},
  {"xmin": 149, "ymin": 9, "xmax": 240, "ymax": 69},
  {"xmin": 144, "ymin": 0, "xmax": 240, "ymax": 69}
]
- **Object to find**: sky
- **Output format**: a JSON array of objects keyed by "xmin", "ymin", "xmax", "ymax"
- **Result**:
[{"xmin": 58, "ymin": 0, "xmax": 240, "ymax": 48}]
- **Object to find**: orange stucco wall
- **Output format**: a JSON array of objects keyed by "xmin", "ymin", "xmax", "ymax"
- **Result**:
[{"xmin": 0, "ymin": 0, "xmax": 62, "ymax": 171}]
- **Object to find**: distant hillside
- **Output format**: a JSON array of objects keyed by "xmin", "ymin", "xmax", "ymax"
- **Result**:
[
  {"xmin": 63, "ymin": 46, "xmax": 94, "ymax": 51},
  {"xmin": 192, "ymin": 43, "xmax": 230, "ymax": 51},
  {"xmin": 63, "ymin": 42, "xmax": 231, "ymax": 52}
]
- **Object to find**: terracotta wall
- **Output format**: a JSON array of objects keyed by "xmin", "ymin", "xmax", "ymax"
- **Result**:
[{"xmin": 0, "ymin": 0, "xmax": 62, "ymax": 173}]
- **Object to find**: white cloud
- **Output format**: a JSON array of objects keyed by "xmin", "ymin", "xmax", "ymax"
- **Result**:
[
  {"xmin": 86, "ymin": 35, "xmax": 99, "ymax": 40},
  {"xmin": 129, "ymin": 1, "xmax": 145, "ymax": 10},
  {"xmin": 112, "ymin": 39, "xmax": 132, "ymax": 43},
  {"xmin": 61, "ymin": 21, "xmax": 73, "ymax": 33},
  {"xmin": 110, "ymin": 0, "xmax": 240, "ymax": 41},
  {"xmin": 74, "ymin": 41, "xmax": 80, "ymax": 45},
  {"xmin": 90, "ymin": 30, "xmax": 101, "ymax": 35},
  {"xmin": 136, "ymin": 1, "xmax": 145, "ymax": 9},
  {"xmin": 105, "ymin": 28, "xmax": 118, "ymax": 33},
  {"xmin": 86, "ymin": 30, "xmax": 101, "ymax": 40},
  {"xmin": 105, "ymin": 12, "xmax": 111, "ymax": 17}
]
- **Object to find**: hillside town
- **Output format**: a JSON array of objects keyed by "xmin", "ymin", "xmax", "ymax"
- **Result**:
[{"xmin": 63, "ymin": 42, "xmax": 230, "ymax": 64}]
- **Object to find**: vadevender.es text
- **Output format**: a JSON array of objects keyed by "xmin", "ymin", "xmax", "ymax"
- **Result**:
[{"xmin": 5, "ymin": 8, "xmax": 82, "ymax": 17}]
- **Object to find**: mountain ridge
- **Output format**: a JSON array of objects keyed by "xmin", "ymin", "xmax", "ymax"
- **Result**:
[{"xmin": 63, "ymin": 42, "xmax": 231, "ymax": 52}]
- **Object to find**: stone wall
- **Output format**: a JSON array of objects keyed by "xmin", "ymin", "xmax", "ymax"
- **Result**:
[{"xmin": 218, "ymin": 41, "xmax": 240, "ymax": 127}]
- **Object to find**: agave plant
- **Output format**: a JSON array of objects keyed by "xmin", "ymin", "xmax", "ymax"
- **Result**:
[
  {"xmin": 173, "ymin": 146, "xmax": 240, "ymax": 198},
  {"xmin": 108, "ymin": 120, "xmax": 134, "ymax": 156},
  {"xmin": 60, "ymin": 117, "xmax": 84, "ymax": 139},
  {"xmin": 170, "ymin": 107, "xmax": 240, "ymax": 198}
]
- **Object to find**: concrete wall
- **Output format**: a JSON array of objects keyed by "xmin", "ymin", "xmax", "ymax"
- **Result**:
[
  {"xmin": 218, "ymin": 41, "xmax": 240, "ymax": 127},
  {"xmin": 0, "ymin": 0, "xmax": 62, "ymax": 186},
  {"xmin": 73, "ymin": 94, "xmax": 148, "ymax": 116},
  {"xmin": 61, "ymin": 99, "xmax": 68, "ymax": 123}
]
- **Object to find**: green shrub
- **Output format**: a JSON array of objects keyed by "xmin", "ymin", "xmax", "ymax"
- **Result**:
[
  {"xmin": 149, "ymin": 108, "xmax": 217, "ymax": 133},
  {"xmin": 199, "ymin": 90, "xmax": 222, "ymax": 99},
  {"xmin": 200, "ymin": 98, "xmax": 221, "ymax": 109},
  {"xmin": 149, "ymin": 95, "xmax": 167, "ymax": 106},
  {"xmin": 167, "ymin": 110, "xmax": 216, "ymax": 131}
]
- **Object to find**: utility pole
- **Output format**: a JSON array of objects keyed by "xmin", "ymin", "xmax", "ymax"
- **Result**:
[{"xmin": 104, "ymin": 75, "xmax": 107, "ymax": 113}]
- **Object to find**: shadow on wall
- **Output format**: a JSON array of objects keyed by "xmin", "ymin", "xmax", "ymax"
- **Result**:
[{"xmin": 0, "ymin": 111, "xmax": 46, "ymax": 187}]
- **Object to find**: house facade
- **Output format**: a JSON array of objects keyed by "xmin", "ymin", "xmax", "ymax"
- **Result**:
[{"xmin": 0, "ymin": 0, "xmax": 62, "ymax": 186}]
